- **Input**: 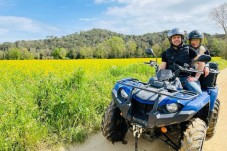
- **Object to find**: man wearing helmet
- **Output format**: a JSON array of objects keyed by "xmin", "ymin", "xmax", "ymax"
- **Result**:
[
  {"xmin": 159, "ymin": 28, "xmax": 205, "ymax": 94},
  {"xmin": 188, "ymin": 30, "xmax": 210, "ymax": 77}
]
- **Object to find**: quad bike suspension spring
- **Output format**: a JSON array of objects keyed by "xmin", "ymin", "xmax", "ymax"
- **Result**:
[{"xmin": 133, "ymin": 124, "xmax": 144, "ymax": 151}]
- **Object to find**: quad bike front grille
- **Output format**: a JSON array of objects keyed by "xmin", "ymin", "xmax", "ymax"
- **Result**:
[{"xmin": 131, "ymin": 99, "xmax": 154, "ymax": 121}]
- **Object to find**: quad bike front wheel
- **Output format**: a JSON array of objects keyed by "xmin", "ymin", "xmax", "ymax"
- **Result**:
[
  {"xmin": 180, "ymin": 118, "xmax": 207, "ymax": 151},
  {"xmin": 101, "ymin": 101, "xmax": 128, "ymax": 142},
  {"xmin": 206, "ymin": 99, "xmax": 220, "ymax": 137}
]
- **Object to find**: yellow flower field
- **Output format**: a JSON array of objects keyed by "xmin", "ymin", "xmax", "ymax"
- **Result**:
[
  {"xmin": 0, "ymin": 58, "xmax": 155, "ymax": 150},
  {"xmin": 0, "ymin": 58, "xmax": 155, "ymax": 76}
]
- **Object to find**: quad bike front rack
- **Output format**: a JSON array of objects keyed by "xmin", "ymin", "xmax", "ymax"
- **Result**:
[{"xmin": 117, "ymin": 80, "xmax": 198, "ymax": 100}]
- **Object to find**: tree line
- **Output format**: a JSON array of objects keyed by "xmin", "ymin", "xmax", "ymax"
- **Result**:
[{"xmin": 0, "ymin": 28, "xmax": 226, "ymax": 60}]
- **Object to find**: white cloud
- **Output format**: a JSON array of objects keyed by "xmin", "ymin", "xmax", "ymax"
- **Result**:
[
  {"xmin": 0, "ymin": 16, "xmax": 41, "ymax": 32},
  {"xmin": 0, "ymin": 16, "xmax": 60, "ymax": 42},
  {"xmin": 92, "ymin": 0, "xmax": 226, "ymax": 35}
]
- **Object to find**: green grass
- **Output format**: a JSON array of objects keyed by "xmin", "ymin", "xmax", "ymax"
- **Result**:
[{"xmin": 211, "ymin": 57, "xmax": 227, "ymax": 70}]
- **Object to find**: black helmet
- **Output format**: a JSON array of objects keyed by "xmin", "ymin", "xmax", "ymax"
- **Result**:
[
  {"xmin": 188, "ymin": 30, "xmax": 204, "ymax": 40},
  {"xmin": 167, "ymin": 28, "xmax": 184, "ymax": 39}
]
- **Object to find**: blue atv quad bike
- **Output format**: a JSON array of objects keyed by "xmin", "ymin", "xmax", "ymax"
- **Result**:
[{"xmin": 101, "ymin": 48, "xmax": 220, "ymax": 151}]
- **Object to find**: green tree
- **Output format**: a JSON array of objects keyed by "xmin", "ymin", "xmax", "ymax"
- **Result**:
[
  {"xmin": 21, "ymin": 48, "xmax": 34, "ymax": 60},
  {"xmin": 0, "ymin": 42, "xmax": 14, "ymax": 51},
  {"xmin": 94, "ymin": 43, "xmax": 107, "ymax": 58},
  {"xmin": 152, "ymin": 43, "xmax": 162, "ymax": 57},
  {"xmin": 208, "ymin": 38, "xmax": 222, "ymax": 56},
  {"xmin": 134, "ymin": 48, "xmax": 143, "ymax": 58},
  {"xmin": 79, "ymin": 46, "xmax": 93, "ymax": 59},
  {"xmin": 218, "ymin": 39, "xmax": 227, "ymax": 59},
  {"xmin": 105, "ymin": 36, "xmax": 126, "ymax": 58},
  {"xmin": 66, "ymin": 49, "xmax": 77, "ymax": 59},
  {"xmin": 161, "ymin": 38, "xmax": 170, "ymax": 52},
  {"xmin": 125, "ymin": 40, "xmax": 137, "ymax": 58},
  {"xmin": 33, "ymin": 52, "xmax": 41, "ymax": 59},
  {"xmin": 6, "ymin": 48, "xmax": 22, "ymax": 60},
  {"xmin": 0, "ymin": 51, "xmax": 5, "ymax": 60},
  {"xmin": 202, "ymin": 36, "xmax": 208, "ymax": 46},
  {"xmin": 52, "ymin": 48, "xmax": 67, "ymax": 59}
]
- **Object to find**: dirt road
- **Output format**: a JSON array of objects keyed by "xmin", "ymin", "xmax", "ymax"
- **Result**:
[{"xmin": 68, "ymin": 68, "xmax": 227, "ymax": 151}]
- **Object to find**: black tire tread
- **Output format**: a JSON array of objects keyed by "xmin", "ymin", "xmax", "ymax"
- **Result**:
[
  {"xmin": 101, "ymin": 101, "xmax": 128, "ymax": 142},
  {"xmin": 206, "ymin": 99, "xmax": 220, "ymax": 137},
  {"xmin": 180, "ymin": 118, "xmax": 207, "ymax": 151}
]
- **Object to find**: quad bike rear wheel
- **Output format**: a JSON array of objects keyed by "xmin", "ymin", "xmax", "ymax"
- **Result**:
[
  {"xmin": 101, "ymin": 101, "xmax": 128, "ymax": 142},
  {"xmin": 180, "ymin": 118, "xmax": 207, "ymax": 151},
  {"xmin": 206, "ymin": 99, "xmax": 220, "ymax": 137}
]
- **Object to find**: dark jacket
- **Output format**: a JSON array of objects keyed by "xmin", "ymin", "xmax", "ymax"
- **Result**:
[{"xmin": 162, "ymin": 44, "xmax": 198, "ymax": 76}]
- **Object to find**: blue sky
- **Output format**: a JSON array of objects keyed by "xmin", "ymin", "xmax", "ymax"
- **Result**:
[{"xmin": 0, "ymin": 0, "xmax": 226, "ymax": 42}]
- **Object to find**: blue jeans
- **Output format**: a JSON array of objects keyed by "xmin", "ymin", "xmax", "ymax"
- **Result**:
[{"xmin": 179, "ymin": 77, "xmax": 202, "ymax": 95}]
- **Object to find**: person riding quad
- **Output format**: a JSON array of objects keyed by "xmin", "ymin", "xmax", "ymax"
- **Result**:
[
  {"xmin": 159, "ymin": 28, "xmax": 205, "ymax": 94},
  {"xmin": 188, "ymin": 30, "xmax": 210, "ymax": 77}
]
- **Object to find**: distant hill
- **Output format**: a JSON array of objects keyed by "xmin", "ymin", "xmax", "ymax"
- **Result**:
[{"xmin": 0, "ymin": 28, "xmax": 226, "ymax": 59}]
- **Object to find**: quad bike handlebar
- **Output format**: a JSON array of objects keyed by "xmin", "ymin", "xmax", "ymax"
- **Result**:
[
  {"xmin": 173, "ymin": 63, "xmax": 204, "ymax": 75},
  {"xmin": 145, "ymin": 60, "xmax": 204, "ymax": 77},
  {"xmin": 144, "ymin": 60, "xmax": 159, "ymax": 73}
]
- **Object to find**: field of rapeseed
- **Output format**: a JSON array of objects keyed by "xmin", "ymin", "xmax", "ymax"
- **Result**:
[{"xmin": 0, "ymin": 57, "xmax": 226, "ymax": 150}]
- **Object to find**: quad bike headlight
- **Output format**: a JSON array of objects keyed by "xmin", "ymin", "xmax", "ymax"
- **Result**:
[
  {"xmin": 120, "ymin": 89, "xmax": 128, "ymax": 99},
  {"xmin": 166, "ymin": 103, "xmax": 179, "ymax": 113}
]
